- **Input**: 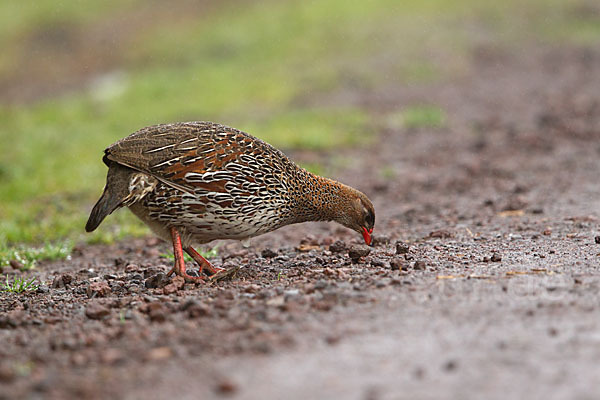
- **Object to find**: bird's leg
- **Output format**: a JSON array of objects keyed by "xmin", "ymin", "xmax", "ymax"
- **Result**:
[
  {"xmin": 184, "ymin": 246, "xmax": 224, "ymax": 276},
  {"xmin": 167, "ymin": 227, "xmax": 205, "ymax": 283}
]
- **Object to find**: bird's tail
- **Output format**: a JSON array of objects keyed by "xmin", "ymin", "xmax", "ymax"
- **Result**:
[{"xmin": 85, "ymin": 162, "xmax": 134, "ymax": 232}]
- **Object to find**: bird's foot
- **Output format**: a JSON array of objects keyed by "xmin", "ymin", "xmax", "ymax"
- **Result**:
[
  {"xmin": 167, "ymin": 266, "xmax": 206, "ymax": 283},
  {"xmin": 184, "ymin": 246, "xmax": 224, "ymax": 276}
]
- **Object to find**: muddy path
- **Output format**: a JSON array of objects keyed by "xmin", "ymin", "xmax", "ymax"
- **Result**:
[{"xmin": 2, "ymin": 44, "xmax": 600, "ymax": 399}]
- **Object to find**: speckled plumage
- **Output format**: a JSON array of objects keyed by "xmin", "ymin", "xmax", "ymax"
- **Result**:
[{"xmin": 86, "ymin": 121, "xmax": 375, "ymax": 282}]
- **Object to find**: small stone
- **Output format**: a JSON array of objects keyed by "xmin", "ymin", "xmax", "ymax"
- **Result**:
[
  {"xmin": 85, "ymin": 302, "xmax": 110, "ymax": 320},
  {"xmin": 125, "ymin": 263, "xmax": 141, "ymax": 273},
  {"xmin": 261, "ymin": 248, "xmax": 277, "ymax": 258},
  {"xmin": 595, "ymin": 236, "xmax": 600, "ymax": 244},
  {"xmin": 163, "ymin": 276, "xmax": 185, "ymax": 295},
  {"xmin": 0, "ymin": 364, "xmax": 15, "ymax": 383},
  {"xmin": 215, "ymin": 378, "xmax": 238, "ymax": 395},
  {"xmin": 172, "ymin": 276, "xmax": 185, "ymax": 289},
  {"xmin": 389, "ymin": 258, "xmax": 405, "ymax": 271},
  {"xmin": 429, "ymin": 230, "xmax": 453, "ymax": 239},
  {"xmin": 9, "ymin": 260, "xmax": 23, "ymax": 270},
  {"xmin": 87, "ymin": 281, "xmax": 111, "ymax": 298},
  {"xmin": 147, "ymin": 302, "xmax": 168, "ymax": 322},
  {"xmin": 443, "ymin": 360, "xmax": 458, "ymax": 372},
  {"xmin": 283, "ymin": 289, "xmax": 300, "ymax": 301},
  {"xmin": 36, "ymin": 285, "xmax": 50, "ymax": 294},
  {"xmin": 413, "ymin": 261, "xmax": 427, "ymax": 270},
  {"xmin": 146, "ymin": 346, "xmax": 172, "ymax": 361},
  {"xmin": 370, "ymin": 258, "xmax": 386, "ymax": 267},
  {"xmin": 182, "ymin": 300, "xmax": 211, "ymax": 318},
  {"xmin": 163, "ymin": 283, "xmax": 178, "ymax": 295},
  {"xmin": 395, "ymin": 242, "xmax": 410, "ymax": 254},
  {"xmin": 145, "ymin": 273, "xmax": 168, "ymax": 289},
  {"xmin": 329, "ymin": 240, "xmax": 347, "ymax": 253},
  {"xmin": 491, "ymin": 253, "xmax": 502, "ymax": 262},
  {"xmin": 348, "ymin": 245, "xmax": 371, "ymax": 260},
  {"xmin": 52, "ymin": 273, "xmax": 74, "ymax": 288},
  {"xmin": 101, "ymin": 348, "xmax": 125, "ymax": 365}
]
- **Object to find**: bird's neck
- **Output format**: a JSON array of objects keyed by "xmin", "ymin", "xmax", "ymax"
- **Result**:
[{"xmin": 291, "ymin": 171, "xmax": 354, "ymax": 224}]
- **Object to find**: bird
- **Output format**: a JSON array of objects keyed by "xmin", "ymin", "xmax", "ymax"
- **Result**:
[{"xmin": 86, "ymin": 121, "xmax": 375, "ymax": 283}]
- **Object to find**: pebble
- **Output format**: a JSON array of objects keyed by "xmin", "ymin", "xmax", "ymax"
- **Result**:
[
  {"xmin": 395, "ymin": 242, "xmax": 410, "ymax": 254},
  {"xmin": 413, "ymin": 261, "xmax": 427, "ymax": 270},
  {"xmin": 101, "ymin": 348, "xmax": 125, "ymax": 365},
  {"xmin": 215, "ymin": 378, "xmax": 238, "ymax": 395},
  {"xmin": 36, "ymin": 285, "xmax": 50, "ymax": 294},
  {"xmin": 85, "ymin": 302, "xmax": 110, "ymax": 320},
  {"xmin": 163, "ymin": 276, "xmax": 185, "ymax": 295},
  {"xmin": 595, "ymin": 236, "xmax": 600, "ymax": 244},
  {"xmin": 125, "ymin": 263, "xmax": 141, "ymax": 273},
  {"xmin": 9, "ymin": 260, "xmax": 23, "ymax": 270},
  {"xmin": 0, "ymin": 364, "xmax": 15, "ymax": 383},
  {"xmin": 389, "ymin": 257, "xmax": 405, "ymax": 271},
  {"xmin": 52, "ymin": 273, "xmax": 74, "ymax": 288},
  {"xmin": 348, "ymin": 245, "xmax": 371, "ymax": 260},
  {"xmin": 491, "ymin": 253, "xmax": 502, "ymax": 262},
  {"xmin": 284, "ymin": 289, "xmax": 300, "ymax": 300},
  {"xmin": 87, "ymin": 281, "xmax": 112, "ymax": 298},
  {"xmin": 370, "ymin": 258, "xmax": 386, "ymax": 267},
  {"xmin": 145, "ymin": 273, "xmax": 168, "ymax": 289},
  {"xmin": 182, "ymin": 301, "xmax": 211, "ymax": 318},
  {"xmin": 329, "ymin": 240, "xmax": 347, "ymax": 253},
  {"xmin": 429, "ymin": 230, "xmax": 453, "ymax": 239},
  {"xmin": 146, "ymin": 346, "xmax": 173, "ymax": 361},
  {"xmin": 261, "ymin": 248, "xmax": 278, "ymax": 258},
  {"xmin": 147, "ymin": 302, "xmax": 168, "ymax": 322},
  {"xmin": 443, "ymin": 360, "xmax": 458, "ymax": 372}
]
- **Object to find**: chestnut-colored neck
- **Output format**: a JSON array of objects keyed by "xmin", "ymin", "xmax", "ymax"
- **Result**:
[{"xmin": 291, "ymin": 171, "xmax": 355, "ymax": 224}]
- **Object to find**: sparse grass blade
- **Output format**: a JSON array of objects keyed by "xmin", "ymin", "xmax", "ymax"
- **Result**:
[
  {"xmin": 1, "ymin": 275, "xmax": 39, "ymax": 293},
  {"xmin": 0, "ymin": 239, "xmax": 73, "ymax": 270}
]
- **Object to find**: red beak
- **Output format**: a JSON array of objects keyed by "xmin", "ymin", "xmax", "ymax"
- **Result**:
[{"xmin": 362, "ymin": 227, "xmax": 373, "ymax": 246}]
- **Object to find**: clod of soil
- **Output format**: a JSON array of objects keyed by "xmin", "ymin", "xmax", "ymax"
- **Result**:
[
  {"xmin": 329, "ymin": 240, "xmax": 347, "ymax": 253},
  {"xmin": 145, "ymin": 272, "xmax": 168, "ymax": 289},
  {"xmin": 348, "ymin": 245, "xmax": 371, "ymax": 261},
  {"xmin": 85, "ymin": 302, "xmax": 110, "ymax": 320},
  {"xmin": 87, "ymin": 281, "xmax": 111, "ymax": 298},
  {"xmin": 261, "ymin": 248, "xmax": 278, "ymax": 258},
  {"xmin": 395, "ymin": 242, "xmax": 410, "ymax": 254}
]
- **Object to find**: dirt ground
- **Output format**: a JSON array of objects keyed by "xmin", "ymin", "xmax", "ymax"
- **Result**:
[{"xmin": 2, "ymin": 43, "xmax": 600, "ymax": 399}]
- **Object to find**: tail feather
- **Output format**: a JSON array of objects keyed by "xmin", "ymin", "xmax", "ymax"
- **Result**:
[{"xmin": 85, "ymin": 162, "xmax": 136, "ymax": 232}]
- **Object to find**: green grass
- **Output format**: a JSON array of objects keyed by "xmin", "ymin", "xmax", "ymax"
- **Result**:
[
  {"xmin": 1, "ymin": 275, "xmax": 39, "ymax": 293},
  {"xmin": 0, "ymin": 238, "xmax": 73, "ymax": 270},
  {"xmin": 0, "ymin": 0, "xmax": 596, "ymax": 261},
  {"xmin": 402, "ymin": 106, "xmax": 447, "ymax": 129}
]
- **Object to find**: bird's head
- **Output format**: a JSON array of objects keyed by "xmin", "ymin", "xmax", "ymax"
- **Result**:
[{"xmin": 335, "ymin": 187, "xmax": 375, "ymax": 246}]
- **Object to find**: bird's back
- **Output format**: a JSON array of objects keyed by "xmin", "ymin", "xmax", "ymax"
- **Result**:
[{"xmin": 106, "ymin": 122, "xmax": 307, "ymax": 242}]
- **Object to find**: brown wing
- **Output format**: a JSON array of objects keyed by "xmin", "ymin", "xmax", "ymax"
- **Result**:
[{"xmin": 104, "ymin": 121, "xmax": 292, "ymax": 195}]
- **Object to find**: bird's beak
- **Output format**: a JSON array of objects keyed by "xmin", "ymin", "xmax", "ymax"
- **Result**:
[{"xmin": 362, "ymin": 227, "xmax": 373, "ymax": 246}]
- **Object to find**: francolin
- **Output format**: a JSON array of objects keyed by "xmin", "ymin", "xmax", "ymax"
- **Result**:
[{"xmin": 86, "ymin": 122, "xmax": 375, "ymax": 282}]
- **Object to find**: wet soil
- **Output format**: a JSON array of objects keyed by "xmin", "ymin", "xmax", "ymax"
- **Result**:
[{"xmin": 2, "ymin": 44, "xmax": 600, "ymax": 399}]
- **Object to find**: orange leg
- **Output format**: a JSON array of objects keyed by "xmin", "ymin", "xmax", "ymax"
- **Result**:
[
  {"xmin": 184, "ymin": 246, "xmax": 224, "ymax": 276},
  {"xmin": 167, "ymin": 227, "xmax": 205, "ymax": 283}
]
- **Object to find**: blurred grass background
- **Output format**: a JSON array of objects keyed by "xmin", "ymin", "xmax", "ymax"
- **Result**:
[{"xmin": 0, "ymin": 0, "xmax": 598, "ymax": 267}]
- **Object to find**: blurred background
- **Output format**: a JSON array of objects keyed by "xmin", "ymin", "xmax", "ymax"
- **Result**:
[{"xmin": 1, "ymin": 0, "xmax": 598, "ymax": 266}]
